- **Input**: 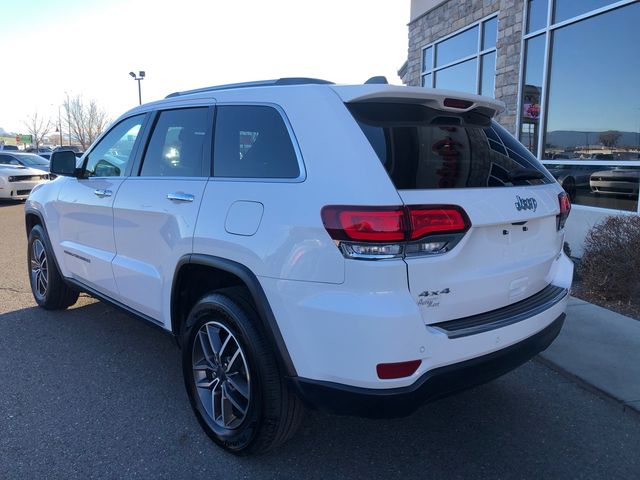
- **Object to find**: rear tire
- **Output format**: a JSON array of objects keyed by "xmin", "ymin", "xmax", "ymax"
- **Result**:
[
  {"xmin": 27, "ymin": 225, "xmax": 79, "ymax": 310},
  {"xmin": 182, "ymin": 288, "xmax": 304, "ymax": 454}
]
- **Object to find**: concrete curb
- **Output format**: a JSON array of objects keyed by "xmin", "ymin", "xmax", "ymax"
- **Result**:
[
  {"xmin": 536, "ymin": 296, "xmax": 640, "ymax": 419},
  {"xmin": 535, "ymin": 356, "xmax": 640, "ymax": 418}
]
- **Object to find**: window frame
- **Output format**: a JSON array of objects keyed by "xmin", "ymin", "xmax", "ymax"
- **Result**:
[
  {"xmin": 420, "ymin": 12, "xmax": 499, "ymax": 96},
  {"xmin": 134, "ymin": 106, "xmax": 214, "ymax": 179},
  {"xmin": 80, "ymin": 113, "xmax": 150, "ymax": 179},
  {"xmin": 516, "ymin": 0, "xmax": 640, "ymax": 215},
  {"xmin": 210, "ymin": 102, "xmax": 307, "ymax": 183}
]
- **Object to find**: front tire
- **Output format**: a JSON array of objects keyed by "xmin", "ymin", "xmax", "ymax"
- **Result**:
[
  {"xmin": 27, "ymin": 225, "xmax": 79, "ymax": 310},
  {"xmin": 182, "ymin": 289, "xmax": 304, "ymax": 454}
]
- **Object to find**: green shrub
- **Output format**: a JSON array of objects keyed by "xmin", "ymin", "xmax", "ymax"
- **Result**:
[{"xmin": 579, "ymin": 215, "xmax": 640, "ymax": 302}]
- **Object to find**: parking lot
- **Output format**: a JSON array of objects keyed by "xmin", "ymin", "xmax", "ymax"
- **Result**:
[{"xmin": 1, "ymin": 200, "xmax": 639, "ymax": 479}]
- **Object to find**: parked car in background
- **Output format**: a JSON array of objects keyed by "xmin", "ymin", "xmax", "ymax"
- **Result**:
[
  {"xmin": 0, "ymin": 144, "xmax": 20, "ymax": 151},
  {"xmin": 0, "ymin": 152, "xmax": 50, "ymax": 173},
  {"xmin": 590, "ymin": 167, "xmax": 640, "ymax": 196},
  {"xmin": 0, "ymin": 163, "xmax": 49, "ymax": 200},
  {"xmin": 546, "ymin": 164, "xmax": 603, "ymax": 201},
  {"xmin": 26, "ymin": 147, "xmax": 53, "ymax": 154},
  {"xmin": 52, "ymin": 146, "xmax": 84, "ymax": 159}
]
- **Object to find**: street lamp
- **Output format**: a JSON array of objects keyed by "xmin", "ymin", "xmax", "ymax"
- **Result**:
[{"xmin": 129, "ymin": 71, "xmax": 145, "ymax": 105}]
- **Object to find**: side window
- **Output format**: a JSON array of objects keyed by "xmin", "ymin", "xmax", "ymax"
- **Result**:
[
  {"xmin": 140, "ymin": 108, "xmax": 209, "ymax": 177},
  {"xmin": 84, "ymin": 115, "xmax": 145, "ymax": 178},
  {"xmin": 0, "ymin": 154, "xmax": 12, "ymax": 164},
  {"xmin": 213, "ymin": 105, "xmax": 300, "ymax": 178}
]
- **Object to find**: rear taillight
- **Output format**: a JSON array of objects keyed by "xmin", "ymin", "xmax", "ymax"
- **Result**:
[
  {"xmin": 557, "ymin": 192, "xmax": 571, "ymax": 230},
  {"xmin": 321, "ymin": 205, "xmax": 470, "ymax": 260}
]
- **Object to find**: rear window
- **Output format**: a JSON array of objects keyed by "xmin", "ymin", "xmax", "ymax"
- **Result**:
[{"xmin": 348, "ymin": 103, "xmax": 553, "ymax": 189}]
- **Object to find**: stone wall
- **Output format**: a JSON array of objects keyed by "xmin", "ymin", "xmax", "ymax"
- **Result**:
[{"xmin": 404, "ymin": 0, "xmax": 525, "ymax": 134}]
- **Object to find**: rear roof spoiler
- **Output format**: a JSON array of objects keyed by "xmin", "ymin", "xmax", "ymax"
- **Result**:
[{"xmin": 332, "ymin": 85, "xmax": 505, "ymax": 118}]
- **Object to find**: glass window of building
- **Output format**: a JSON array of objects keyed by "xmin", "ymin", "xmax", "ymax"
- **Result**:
[
  {"xmin": 526, "ymin": 0, "xmax": 549, "ymax": 33},
  {"xmin": 519, "ymin": 1, "xmax": 640, "ymax": 213},
  {"xmin": 553, "ymin": 0, "xmax": 618, "ymax": 23},
  {"xmin": 421, "ymin": 14, "xmax": 498, "ymax": 96},
  {"xmin": 519, "ymin": 34, "xmax": 545, "ymax": 155}
]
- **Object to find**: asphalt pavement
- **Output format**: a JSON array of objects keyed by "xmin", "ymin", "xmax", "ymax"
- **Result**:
[{"xmin": 1, "ymin": 201, "xmax": 639, "ymax": 479}]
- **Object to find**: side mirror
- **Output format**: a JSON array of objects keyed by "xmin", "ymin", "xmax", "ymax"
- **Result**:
[{"xmin": 50, "ymin": 151, "xmax": 79, "ymax": 177}]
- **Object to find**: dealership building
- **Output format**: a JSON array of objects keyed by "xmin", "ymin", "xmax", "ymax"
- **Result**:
[{"xmin": 400, "ymin": 0, "xmax": 640, "ymax": 256}]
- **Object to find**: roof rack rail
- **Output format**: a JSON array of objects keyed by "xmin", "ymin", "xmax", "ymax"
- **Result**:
[{"xmin": 165, "ymin": 77, "xmax": 334, "ymax": 98}]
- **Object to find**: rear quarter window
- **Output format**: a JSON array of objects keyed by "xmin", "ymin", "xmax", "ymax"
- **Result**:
[
  {"xmin": 348, "ymin": 102, "xmax": 553, "ymax": 189},
  {"xmin": 213, "ymin": 105, "xmax": 300, "ymax": 179}
]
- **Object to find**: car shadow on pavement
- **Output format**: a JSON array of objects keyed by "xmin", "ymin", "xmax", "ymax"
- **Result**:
[
  {"xmin": 1, "ymin": 301, "xmax": 639, "ymax": 479},
  {"xmin": 0, "ymin": 200, "xmax": 25, "ymax": 208}
]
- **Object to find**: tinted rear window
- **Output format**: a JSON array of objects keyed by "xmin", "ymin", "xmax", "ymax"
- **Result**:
[
  {"xmin": 213, "ymin": 105, "xmax": 299, "ymax": 179},
  {"xmin": 348, "ymin": 103, "xmax": 553, "ymax": 189}
]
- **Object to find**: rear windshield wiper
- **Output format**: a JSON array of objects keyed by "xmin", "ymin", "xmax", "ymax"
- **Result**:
[{"xmin": 508, "ymin": 168, "xmax": 546, "ymax": 181}]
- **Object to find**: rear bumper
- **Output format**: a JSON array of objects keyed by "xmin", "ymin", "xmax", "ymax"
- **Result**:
[{"xmin": 290, "ymin": 313, "xmax": 565, "ymax": 418}]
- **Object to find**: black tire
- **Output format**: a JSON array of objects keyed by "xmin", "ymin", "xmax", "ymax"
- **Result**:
[
  {"xmin": 182, "ymin": 287, "xmax": 304, "ymax": 455},
  {"xmin": 27, "ymin": 224, "xmax": 79, "ymax": 310}
]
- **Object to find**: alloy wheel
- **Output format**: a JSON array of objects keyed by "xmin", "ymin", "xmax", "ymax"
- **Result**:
[
  {"xmin": 30, "ymin": 239, "xmax": 48, "ymax": 298},
  {"xmin": 192, "ymin": 321, "xmax": 251, "ymax": 430}
]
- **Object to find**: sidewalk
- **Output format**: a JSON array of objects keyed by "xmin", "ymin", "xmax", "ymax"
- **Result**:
[{"xmin": 538, "ymin": 296, "xmax": 640, "ymax": 414}]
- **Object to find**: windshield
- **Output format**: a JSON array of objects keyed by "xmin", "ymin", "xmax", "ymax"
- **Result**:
[
  {"xmin": 19, "ymin": 154, "xmax": 50, "ymax": 166},
  {"xmin": 348, "ymin": 102, "xmax": 554, "ymax": 189}
]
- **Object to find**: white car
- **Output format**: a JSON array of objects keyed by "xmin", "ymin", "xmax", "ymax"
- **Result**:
[
  {"xmin": 24, "ymin": 78, "xmax": 573, "ymax": 454},
  {"xmin": 0, "ymin": 164, "xmax": 49, "ymax": 200}
]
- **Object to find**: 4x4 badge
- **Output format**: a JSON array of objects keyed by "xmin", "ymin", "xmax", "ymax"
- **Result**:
[
  {"xmin": 419, "ymin": 288, "xmax": 450, "ymax": 297},
  {"xmin": 515, "ymin": 195, "xmax": 537, "ymax": 212}
]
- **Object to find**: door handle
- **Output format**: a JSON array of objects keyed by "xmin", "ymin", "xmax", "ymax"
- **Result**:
[
  {"xmin": 167, "ymin": 192, "xmax": 194, "ymax": 203},
  {"xmin": 94, "ymin": 189, "xmax": 112, "ymax": 198}
]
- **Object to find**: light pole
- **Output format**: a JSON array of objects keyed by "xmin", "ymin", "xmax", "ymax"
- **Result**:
[
  {"xmin": 129, "ymin": 71, "xmax": 145, "ymax": 105},
  {"xmin": 58, "ymin": 106, "xmax": 63, "ymax": 147},
  {"xmin": 64, "ymin": 91, "xmax": 72, "ymax": 147}
]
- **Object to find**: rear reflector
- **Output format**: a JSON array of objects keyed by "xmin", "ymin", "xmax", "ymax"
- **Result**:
[
  {"xmin": 443, "ymin": 98, "xmax": 474, "ymax": 109},
  {"xmin": 377, "ymin": 360, "xmax": 422, "ymax": 379}
]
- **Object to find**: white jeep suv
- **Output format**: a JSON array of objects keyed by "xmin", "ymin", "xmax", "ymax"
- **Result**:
[{"xmin": 25, "ymin": 78, "xmax": 573, "ymax": 454}]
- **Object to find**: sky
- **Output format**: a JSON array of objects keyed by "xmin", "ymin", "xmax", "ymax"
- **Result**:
[{"xmin": 0, "ymin": 0, "xmax": 410, "ymax": 134}]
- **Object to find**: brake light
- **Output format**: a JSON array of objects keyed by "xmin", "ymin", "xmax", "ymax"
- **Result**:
[
  {"xmin": 557, "ymin": 192, "xmax": 571, "ymax": 230},
  {"xmin": 321, "ymin": 205, "xmax": 470, "ymax": 259},
  {"xmin": 408, "ymin": 207, "xmax": 468, "ymax": 240},
  {"xmin": 377, "ymin": 360, "xmax": 422, "ymax": 379},
  {"xmin": 443, "ymin": 98, "xmax": 473, "ymax": 109},
  {"xmin": 331, "ymin": 207, "xmax": 406, "ymax": 242}
]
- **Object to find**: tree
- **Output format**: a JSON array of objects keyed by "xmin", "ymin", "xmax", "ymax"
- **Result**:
[
  {"xmin": 599, "ymin": 130, "xmax": 622, "ymax": 149},
  {"xmin": 23, "ymin": 111, "xmax": 52, "ymax": 150},
  {"xmin": 63, "ymin": 95, "xmax": 110, "ymax": 150}
]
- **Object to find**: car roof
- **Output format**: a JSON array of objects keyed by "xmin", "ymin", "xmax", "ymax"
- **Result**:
[{"xmin": 118, "ymin": 79, "xmax": 504, "ymax": 122}]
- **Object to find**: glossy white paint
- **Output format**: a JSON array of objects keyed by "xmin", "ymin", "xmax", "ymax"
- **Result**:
[
  {"xmin": 259, "ymin": 254, "xmax": 571, "ymax": 389},
  {"xmin": 398, "ymin": 184, "xmax": 565, "ymax": 324},
  {"xmin": 225, "ymin": 201, "xmax": 264, "ymax": 236},
  {"xmin": 56, "ymin": 177, "xmax": 126, "ymax": 296},
  {"xmin": 112, "ymin": 177, "xmax": 208, "ymax": 322},
  {"xmin": 25, "ymin": 82, "xmax": 573, "ymax": 392}
]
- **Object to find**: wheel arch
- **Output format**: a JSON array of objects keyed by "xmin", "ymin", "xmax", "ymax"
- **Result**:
[{"xmin": 171, "ymin": 254, "xmax": 297, "ymax": 377}]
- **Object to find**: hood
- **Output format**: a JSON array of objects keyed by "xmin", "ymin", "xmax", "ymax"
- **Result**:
[{"xmin": 0, "ymin": 164, "xmax": 48, "ymax": 176}]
